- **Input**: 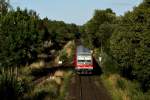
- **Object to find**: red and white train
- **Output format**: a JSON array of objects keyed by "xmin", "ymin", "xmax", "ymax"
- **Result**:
[{"xmin": 73, "ymin": 45, "xmax": 94, "ymax": 74}]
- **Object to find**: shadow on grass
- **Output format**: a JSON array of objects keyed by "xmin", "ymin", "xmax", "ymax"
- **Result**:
[
  {"xmin": 33, "ymin": 91, "xmax": 49, "ymax": 100},
  {"xmin": 30, "ymin": 64, "xmax": 74, "ymax": 80},
  {"xmin": 31, "ymin": 57, "xmax": 102, "ymax": 80}
]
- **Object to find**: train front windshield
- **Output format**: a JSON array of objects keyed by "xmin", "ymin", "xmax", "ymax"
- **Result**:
[
  {"xmin": 76, "ymin": 45, "xmax": 92, "ymax": 64},
  {"xmin": 78, "ymin": 59, "xmax": 92, "ymax": 64},
  {"xmin": 77, "ymin": 54, "xmax": 92, "ymax": 64}
]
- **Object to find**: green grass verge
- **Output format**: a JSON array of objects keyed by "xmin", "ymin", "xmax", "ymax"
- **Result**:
[
  {"xmin": 101, "ymin": 74, "xmax": 150, "ymax": 100},
  {"xmin": 96, "ymin": 51, "xmax": 150, "ymax": 100},
  {"xmin": 58, "ymin": 71, "xmax": 73, "ymax": 100}
]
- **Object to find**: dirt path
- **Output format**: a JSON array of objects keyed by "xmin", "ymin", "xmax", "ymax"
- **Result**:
[{"xmin": 67, "ymin": 75, "xmax": 112, "ymax": 100}]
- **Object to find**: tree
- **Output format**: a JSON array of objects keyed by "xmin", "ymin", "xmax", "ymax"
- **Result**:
[
  {"xmin": 110, "ymin": 0, "xmax": 150, "ymax": 91},
  {"xmin": 82, "ymin": 8, "xmax": 116, "ymax": 49},
  {"xmin": 0, "ymin": 0, "xmax": 11, "ymax": 15},
  {"xmin": 0, "ymin": 8, "xmax": 42, "ymax": 67}
]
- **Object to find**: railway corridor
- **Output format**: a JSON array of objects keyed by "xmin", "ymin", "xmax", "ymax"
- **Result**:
[{"xmin": 67, "ymin": 75, "xmax": 112, "ymax": 100}]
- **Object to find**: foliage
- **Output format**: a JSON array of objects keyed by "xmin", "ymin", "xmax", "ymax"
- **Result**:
[
  {"xmin": 59, "ymin": 71, "xmax": 73, "ymax": 100},
  {"xmin": 0, "ymin": 8, "xmax": 42, "ymax": 67},
  {"xmin": 31, "ymin": 80, "xmax": 59, "ymax": 100},
  {"xmin": 0, "ymin": 1, "xmax": 79, "ymax": 99},
  {"xmin": 101, "ymin": 52, "xmax": 119, "ymax": 75},
  {"xmin": 0, "ymin": 0, "xmax": 11, "ymax": 15},
  {"xmin": 82, "ymin": 8, "xmax": 116, "ymax": 49},
  {"xmin": 0, "ymin": 5, "xmax": 78, "ymax": 68},
  {"xmin": 59, "ymin": 49, "xmax": 68, "ymax": 63},
  {"xmin": 101, "ymin": 74, "xmax": 150, "ymax": 100},
  {"xmin": 80, "ymin": 0, "xmax": 150, "ymax": 93},
  {"xmin": 0, "ymin": 69, "xmax": 30, "ymax": 100},
  {"xmin": 110, "ymin": 0, "xmax": 150, "ymax": 91},
  {"xmin": 116, "ymin": 78, "xmax": 126, "ymax": 90},
  {"xmin": 1, "ymin": 0, "xmax": 150, "ymax": 98}
]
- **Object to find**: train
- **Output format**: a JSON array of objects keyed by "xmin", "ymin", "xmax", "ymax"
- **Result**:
[{"xmin": 73, "ymin": 45, "xmax": 94, "ymax": 74}]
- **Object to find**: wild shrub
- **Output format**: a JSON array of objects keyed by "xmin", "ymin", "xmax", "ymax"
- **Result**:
[
  {"xmin": 0, "ymin": 69, "xmax": 30, "ymax": 100},
  {"xmin": 101, "ymin": 52, "xmax": 119, "ymax": 75},
  {"xmin": 32, "ymin": 80, "xmax": 59, "ymax": 100},
  {"xmin": 116, "ymin": 78, "xmax": 126, "ymax": 90},
  {"xmin": 59, "ymin": 49, "xmax": 68, "ymax": 63}
]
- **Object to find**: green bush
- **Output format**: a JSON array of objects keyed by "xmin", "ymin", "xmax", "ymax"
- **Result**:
[
  {"xmin": 59, "ymin": 49, "xmax": 68, "ymax": 63},
  {"xmin": 32, "ymin": 80, "xmax": 59, "ymax": 100},
  {"xmin": 101, "ymin": 52, "xmax": 119, "ymax": 74},
  {"xmin": 116, "ymin": 78, "xmax": 126, "ymax": 90},
  {"xmin": 101, "ymin": 74, "xmax": 150, "ymax": 100},
  {"xmin": 0, "ymin": 69, "xmax": 30, "ymax": 100},
  {"xmin": 59, "ymin": 71, "xmax": 73, "ymax": 99},
  {"xmin": 68, "ymin": 42, "xmax": 75, "ymax": 63}
]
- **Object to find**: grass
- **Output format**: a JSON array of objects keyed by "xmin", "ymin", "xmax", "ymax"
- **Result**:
[
  {"xmin": 0, "ymin": 68, "xmax": 30, "ymax": 100},
  {"xmin": 95, "ymin": 51, "xmax": 150, "ymax": 100},
  {"xmin": 18, "ymin": 66, "xmax": 34, "ymax": 82},
  {"xmin": 29, "ymin": 70, "xmax": 74, "ymax": 100},
  {"xmin": 59, "ymin": 71, "xmax": 73, "ymax": 100},
  {"xmin": 0, "ymin": 66, "xmax": 64, "ymax": 100},
  {"xmin": 101, "ymin": 74, "xmax": 150, "ymax": 100},
  {"xmin": 59, "ymin": 40, "xmax": 75, "ymax": 64},
  {"xmin": 31, "ymin": 80, "xmax": 59, "ymax": 100},
  {"xmin": 23, "ymin": 40, "xmax": 75, "ymax": 100},
  {"xmin": 22, "ymin": 69, "xmax": 73, "ymax": 100},
  {"xmin": 0, "ymin": 41, "xmax": 75, "ymax": 100}
]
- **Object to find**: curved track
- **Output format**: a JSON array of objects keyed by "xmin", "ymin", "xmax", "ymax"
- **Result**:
[{"xmin": 67, "ymin": 75, "xmax": 112, "ymax": 100}]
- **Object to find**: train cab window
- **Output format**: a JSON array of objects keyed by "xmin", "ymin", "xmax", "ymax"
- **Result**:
[
  {"xmin": 86, "ymin": 60, "xmax": 91, "ymax": 62},
  {"xmin": 78, "ymin": 60, "xmax": 85, "ymax": 63},
  {"xmin": 85, "ymin": 60, "xmax": 91, "ymax": 64},
  {"xmin": 77, "ymin": 60, "xmax": 91, "ymax": 64}
]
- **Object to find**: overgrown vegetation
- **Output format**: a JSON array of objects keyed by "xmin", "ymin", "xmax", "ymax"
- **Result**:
[
  {"xmin": 81, "ymin": 0, "xmax": 150, "ymax": 99},
  {"xmin": 0, "ymin": 69, "xmax": 30, "ymax": 100},
  {"xmin": 59, "ymin": 71, "xmax": 73, "ymax": 99},
  {"xmin": 101, "ymin": 74, "xmax": 150, "ymax": 100},
  {"xmin": 0, "ymin": 0, "xmax": 79, "ymax": 68},
  {"xmin": 0, "ymin": 0, "xmax": 77, "ymax": 99},
  {"xmin": 109, "ymin": 0, "xmax": 150, "ymax": 92},
  {"xmin": 23, "ymin": 70, "xmax": 73, "ymax": 100},
  {"xmin": 59, "ymin": 49, "xmax": 68, "ymax": 63},
  {"xmin": 59, "ymin": 41, "xmax": 75, "ymax": 64},
  {"xmin": 1, "ymin": 0, "xmax": 150, "ymax": 99}
]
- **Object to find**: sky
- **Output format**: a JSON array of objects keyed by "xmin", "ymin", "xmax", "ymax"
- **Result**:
[{"xmin": 10, "ymin": 0, "xmax": 143, "ymax": 25}]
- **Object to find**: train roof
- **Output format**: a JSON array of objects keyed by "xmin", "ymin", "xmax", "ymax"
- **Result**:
[{"xmin": 77, "ymin": 45, "xmax": 91, "ymax": 54}]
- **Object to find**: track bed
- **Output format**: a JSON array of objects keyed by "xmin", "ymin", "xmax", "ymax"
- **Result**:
[{"xmin": 67, "ymin": 75, "xmax": 111, "ymax": 100}]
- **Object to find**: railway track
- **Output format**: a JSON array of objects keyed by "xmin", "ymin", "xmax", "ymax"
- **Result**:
[{"xmin": 67, "ymin": 74, "xmax": 112, "ymax": 100}]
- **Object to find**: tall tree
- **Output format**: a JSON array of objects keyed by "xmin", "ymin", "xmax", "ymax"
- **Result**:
[
  {"xmin": 110, "ymin": 0, "xmax": 150, "ymax": 91},
  {"xmin": 82, "ymin": 8, "xmax": 116, "ymax": 49},
  {"xmin": 0, "ymin": 0, "xmax": 11, "ymax": 15}
]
